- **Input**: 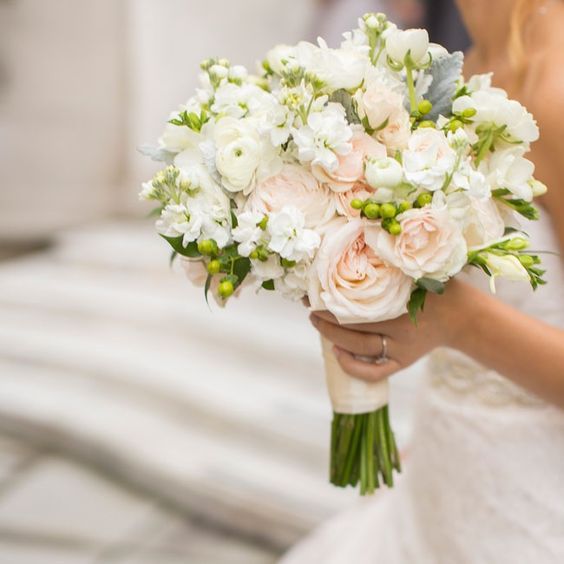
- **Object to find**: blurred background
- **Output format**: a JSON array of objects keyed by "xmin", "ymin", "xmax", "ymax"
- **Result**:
[{"xmin": 0, "ymin": 1, "xmax": 469, "ymax": 562}]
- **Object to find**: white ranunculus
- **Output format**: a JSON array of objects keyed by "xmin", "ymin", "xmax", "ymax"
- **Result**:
[
  {"xmin": 214, "ymin": 117, "xmax": 280, "ymax": 194},
  {"xmin": 365, "ymin": 157, "xmax": 404, "ymax": 189},
  {"xmin": 403, "ymin": 129, "xmax": 456, "ymax": 191},
  {"xmin": 295, "ymin": 39, "xmax": 367, "ymax": 92},
  {"xmin": 482, "ymin": 253, "xmax": 530, "ymax": 293},
  {"xmin": 267, "ymin": 206, "xmax": 321, "ymax": 262},
  {"xmin": 292, "ymin": 103, "xmax": 353, "ymax": 172},
  {"xmin": 308, "ymin": 218, "xmax": 412, "ymax": 324},
  {"xmin": 481, "ymin": 149, "xmax": 536, "ymax": 201},
  {"xmin": 385, "ymin": 28, "xmax": 429, "ymax": 65},
  {"xmin": 367, "ymin": 207, "xmax": 467, "ymax": 281},
  {"xmin": 232, "ymin": 211, "xmax": 264, "ymax": 257}
]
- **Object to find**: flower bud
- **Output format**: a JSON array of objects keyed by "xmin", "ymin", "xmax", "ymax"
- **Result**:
[
  {"xmin": 418, "ymin": 120, "xmax": 436, "ymax": 129},
  {"xmin": 386, "ymin": 28, "xmax": 430, "ymax": 66},
  {"xmin": 504, "ymin": 237, "xmax": 529, "ymax": 251},
  {"xmin": 380, "ymin": 203, "xmax": 397, "ymax": 219},
  {"xmin": 449, "ymin": 119, "xmax": 463, "ymax": 132},
  {"xmin": 530, "ymin": 179, "xmax": 548, "ymax": 197},
  {"xmin": 258, "ymin": 216, "xmax": 269, "ymax": 230},
  {"xmin": 518, "ymin": 255, "xmax": 535, "ymax": 268},
  {"xmin": 418, "ymin": 100, "xmax": 433, "ymax": 115},
  {"xmin": 218, "ymin": 279, "xmax": 234, "ymax": 299},
  {"xmin": 462, "ymin": 107, "xmax": 477, "ymax": 118},
  {"xmin": 363, "ymin": 203, "xmax": 381, "ymax": 219},
  {"xmin": 207, "ymin": 260, "xmax": 221, "ymax": 275},
  {"xmin": 365, "ymin": 157, "xmax": 403, "ymax": 189},
  {"xmin": 249, "ymin": 250, "xmax": 259, "ymax": 260},
  {"xmin": 210, "ymin": 65, "xmax": 229, "ymax": 79}
]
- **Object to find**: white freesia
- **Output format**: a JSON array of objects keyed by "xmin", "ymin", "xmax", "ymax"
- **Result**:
[
  {"xmin": 365, "ymin": 157, "xmax": 404, "ymax": 188},
  {"xmin": 295, "ymin": 38, "xmax": 367, "ymax": 92},
  {"xmin": 292, "ymin": 103, "xmax": 353, "ymax": 172},
  {"xmin": 267, "ymin": 206, "xmax": 321, "ymax": 262},
  {"xmin": 453, "ymin": 89, "xmax": 539, "ymax": 145},
  {"xmin": 482, "ymin": 149, "xmax": 536, "ymax": 201},
  {"xmin": 403, "ymin": 129, "xmax": 456, "ymax": 191},
  {"xmin": 232, "ymin": 211, "xmax": 264, "ymax": 257},
  {"xmin": 385, "ymin": 28, "xmax": 429, "ymax": 65},
  {"xmin": 482, "ymin": 253, "xmax": 530, "ymax": 293}
]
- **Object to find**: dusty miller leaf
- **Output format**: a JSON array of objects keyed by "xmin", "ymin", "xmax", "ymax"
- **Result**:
[{"xmin": 425, "ymin": 52, "xmax": 464, "ymax": 121}]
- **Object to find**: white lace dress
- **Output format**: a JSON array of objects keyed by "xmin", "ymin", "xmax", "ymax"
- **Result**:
[{"xmin": 281, "ymin": 212, "xmax": 564, "ymax": 564}]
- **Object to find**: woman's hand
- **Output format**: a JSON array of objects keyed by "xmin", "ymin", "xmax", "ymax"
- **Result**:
[{"xmin": 310, "ymin": 279, "xmax": 468, "ymax": 382}]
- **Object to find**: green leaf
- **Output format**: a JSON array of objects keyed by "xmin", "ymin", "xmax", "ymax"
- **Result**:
[
  {"xmin": 232, "ymin": 257, "xmax": 251, "ymax": 288},
  {"xmin": 407, "ymin": 287, "xmax": 427, "ymax": 324},
  {"xmin": 493, "ymin": 190, "xmax": 540, "ymax": 221},
  {"xmin": 169, "ymin": 250, "xmax": 178, "ymax": 268},
  {"xmin": 161, "ymin": 235, "xmax": 201, "ymax": 258},
  {"xmin": 204, "ymin": 274, "xmax": 213, "ymax": 306},
  {"xmin": 261, "ymin": 279, "xmax": 275, "ymax": 291},
  {"xmin": 416, "ymin": 278, "xmax": 445, "ymax": 295},
  {"xmin": 230, "ymin": 210, "xmax": 238, "ymax": 229}
]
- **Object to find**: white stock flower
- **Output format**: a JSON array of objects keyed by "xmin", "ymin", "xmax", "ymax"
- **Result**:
[
  {"xmin": 385, "ymin": 28, "xmax": 430, "ymax": 65},
  {"xmin": 482, "ymin": 149, "xmax": 536, "ymax": 201},
  {"xmin": 295, "ymin": 38, "xmax": 367, "ymax": 92},
  {"xmin": 482, "ymin": 253, "xmax": 530, "ymax": 293},
  {"xmin": 211, "ymin": 83, "xmax": 276, "ymax": 120},
  {"xmin": 292, "ymin": 103, "xmax": 353, "ymax": 172},
  {"xmin": 403, "ymin": 129, "xmax": 456, "ymax": 191},
  {"xmin": 251, "ymin": 255, "xmax": 284, "ymax": 282},
  {"xmin": 365, "ymin": 157, "xmax": 404, "ymax": 188},
  {"xmin": 462, "ymin": 197, "xmax": 506, "ymax": 248},
  {"xmin": 275, "ymin": 263, "xmax": 310, "ymax": 301},
  {"xmin": 267, "ymin": 206, "xmax": 321, "ymax": 262},
  {"xmin": 232, "ymin": 211, "xmax": 264, "ymax": 257},
  {"xmin": 452, "ymin": 159, "xmax": 490, "ymax": 199},
  {"xmin": 266, "ymin": 44, "xmax": 298, "ymax": 75}
]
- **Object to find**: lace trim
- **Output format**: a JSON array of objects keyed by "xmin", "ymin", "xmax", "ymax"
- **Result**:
[{"xmin": 428, "ymin": 349, "xmax": 544, "ymax": 408}]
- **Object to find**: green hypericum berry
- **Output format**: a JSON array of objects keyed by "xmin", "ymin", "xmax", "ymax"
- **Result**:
[
  {"xmin": 207, "ymin": 260, "xmax": 221, "ymax": 275},
  {"xmin": 416, "ymin": 192, "xmax": 433, "ymax": 208},
  {"xmin": 380, "ymin": 203, "xmax": 397, "ymax": 219},
  {"xmin": 249, "ymin": 250, "xmax": 259, "ymax": 260},
  {"xmin": 462, "ymin": 107, "xmax": 477, "ymax": 118},
  {"xmin": 198, "ymin": 239, "xmax": 218, "ymax": 256},
  {"xmin": 363, "ymin": 203, "xmax": 381, "ymax": 219},
  {"xmin": 350, "ymin": 198, "xmax": 364, "ymax": 210},
  {"xmin": 518, "ymin": 255, "xmax": 535, "ymax": 267},
  {"xmin": 418, "ymin": 100, "xmax": 433, "ymax": 115},
  {"xmin": 398, "ymin": 200, "xmax": 412, "ymax": 213},
  {"xmin": 388, "ymin": 221, "xmax": 402, "ymax": 236},
  {"xmin": 218, "ymin": 280, "xmax": 234, "ymax": 298},
  {"xmin": 418, "ymin": 120, "xmax": 436, "ymax": 129},
  {"xmin": 449, "ymin": 119, "xmax": 463, "ymax": 132}
]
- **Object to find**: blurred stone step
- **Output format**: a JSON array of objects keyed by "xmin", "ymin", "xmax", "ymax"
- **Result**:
[{"xmin": 0, "ymin": 359, "xmax": 353, "ymax": 549}]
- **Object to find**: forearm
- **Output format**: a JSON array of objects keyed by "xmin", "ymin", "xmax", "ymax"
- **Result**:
[{"xmin": 441, "ymin": 282, "xmax": 564, "ymax": 408}]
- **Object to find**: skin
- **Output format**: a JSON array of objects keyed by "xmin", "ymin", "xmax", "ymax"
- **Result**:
[{"xmin": 310, "ymin": 0, "xmax": 564, "ymax": 409}]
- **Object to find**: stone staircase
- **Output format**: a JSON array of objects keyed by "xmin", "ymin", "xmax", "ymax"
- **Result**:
[{"xmin": 0, "ymin": 221, "xmax": 422, "ymax": 551}]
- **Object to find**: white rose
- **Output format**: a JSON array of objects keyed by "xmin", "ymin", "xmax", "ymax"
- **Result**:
[
  {"xmin": 245, "ymin": 164, "xmax": 336, "ymax": 229},
  {"xmin": 267, "ymin": 206, "xmax": 321, "ymax": 262},
  {"xmin": 308, "ymin": 218, "xmax": 412, "ymax": 324},
  {"xmin": 365, "ymin": 157, "xmax": 404, "ymax": 189},
  {"xmin": 482, "ymin": 253, "xmax": 530, "ymax": 293},
  {"xmin": 386, "ymin": 28, "xmax": 430, "ymax": 66},
  {"xmin": 367, "ymin": 207, "xmax": 467, "ymax": 281},
  {"xmin": 403, "ymin": 129, "xmax": 456, "ymax": 192}
]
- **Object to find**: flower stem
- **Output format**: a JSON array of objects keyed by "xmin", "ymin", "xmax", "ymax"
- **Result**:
[{"xmin": 405, "ymin": 64, "xmax": 418, "ymax": 114}]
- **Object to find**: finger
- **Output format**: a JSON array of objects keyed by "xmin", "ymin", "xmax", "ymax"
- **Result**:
[
  {"xmin": 302, "ymin": 296, "xmax": 311, "ymax": 308},
  {"xmin": 339, "ymin": 315, "xmax": 411, "ymax": 336},
  {"xmin": 334, "ymin": 347, "xmax": 401, "ymax": 383},
  {"xmin": 310, "ymin": 315, "xmax": 386, "ymax": 357},
  {"xmin": 310, "ymin": 309, "xmax": 339, "ymax": 325}
]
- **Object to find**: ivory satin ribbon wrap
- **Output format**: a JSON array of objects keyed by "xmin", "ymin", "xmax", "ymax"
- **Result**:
[{"xmin": 321, "ymin": 336, "xmax": 389, "ymax": 414}]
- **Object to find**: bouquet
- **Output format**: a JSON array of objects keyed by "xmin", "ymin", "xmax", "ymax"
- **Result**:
[{"xmin": 140, "ymin": 13, "xmax": 547, "ymax": 495}]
